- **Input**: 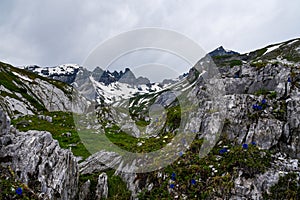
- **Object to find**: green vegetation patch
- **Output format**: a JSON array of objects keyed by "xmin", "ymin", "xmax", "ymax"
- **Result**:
[
  {"xmin": 250, "ymin": 61, "xmax": 268, "ymax": 69},
  {"xmin": 138, "ymin": 139, "xmax": 272, "ymax": 199},
  {"xmin": 0, "ymin": 165, "xmax": 39, "ymax": 200},
  {"xmin": 78, "ymin": 169, "xmax": 131, "ymax": 200},
  {"xmin": 11, "ymin": 111, "xmax": 91, "ymax": 160},
  {"xmin": 263, "ymin": 172, "xmax": 300, "ymax": 200}
]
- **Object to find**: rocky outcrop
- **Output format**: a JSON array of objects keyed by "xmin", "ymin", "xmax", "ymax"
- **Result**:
[
  {"xmin": 280, "ymin": 95, "xmax": 300, "ymax": 158},
  {"xmin": 231, "ymin": 153, "xmax": 299, "ymax": 199},
  {"xmin": 0, "ymin": 110, "xmax": 79, "ymax": 200},
  {"xmin": 0, "ymin": 62, "xmax": 89, "ymax": 115},
  {"xmin": 198, "ymin": 63, "xmax": 300, "ymax": 159},
  {"xmin": 0, "ymin": 110, "xmax": 10, "ymax": 136},
  {"xmin": 209, "ymin": 46, "xmax": 240, "ymax": 57},
  {"xmin": 79, "ymin": 180, "xmax": 91, "ymax": 200},
  {"xmin": 27, "ymin": 78, "xmax": 88, "ymax": 113},
  {"xmin": 95, "ymin": 172, "xmax": 108, "ymax": 199},
  {"xmin": 79, "ymin": 151, "xmax": 121, "ymax": 175}
]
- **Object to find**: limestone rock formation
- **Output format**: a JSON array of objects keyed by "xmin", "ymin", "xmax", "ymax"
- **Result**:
[
  {"xmin": 95, "ymin": 172, "xmax": 108, "ymax": 199},
  {"xmin": 0, "ymin": 110, "xmax": 79, "ymax": 200},
  {"xmin": 79, "ymin": 180, "xmax": 91, "ymax": 200}
]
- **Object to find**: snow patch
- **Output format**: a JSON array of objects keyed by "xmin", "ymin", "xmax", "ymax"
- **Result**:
[
  {"xmin": 12, "ymin": 71, "xmax": 33, "ymax": 82},
  {"xmin": 90, "ymin": 76, "xmax": 165, "ymax": 104},
  {"xmin": 31, "ymin": 64, "xmax": 80, "ymax": 77},
  {"xmin": 263, "ymin": 44, "xmax": 282, "ymax": 55},
  {"xmin": 0, "ymin": 85, "xmax": 12, "ymax": 94},
  {"xmin": 286, "ymin": 39, "xmax": 299, "ymax": 46}
]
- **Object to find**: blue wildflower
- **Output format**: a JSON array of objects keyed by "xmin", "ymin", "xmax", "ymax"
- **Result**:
[
  {"xmin": 251, "ymin": 141, "xmax": 256, "ymax": 146},
  {"xmin": 171, "ymin": 172, "xmax": 176, "ymax": 181},
  {"xmin": 171, "ymin": 172, "xmax": 176, "ymax": 180},
  {"xmin": 242, "ymin": 144, "xmax": 248, "ymax": 149},
  {"xmin": 170, "ymin": 184, "xmax": 175, "ymax": 189},
  {"xmin": 257, "ymin": 105, "xmax": 263, "ymax": 110},
  {"xmin": 261, "ymin": 99, "xmax": 267, "ymax": 104},
  {"xmin": 16, "ymin": 187, "xmax": 22, "ymax": 195},
  {"xmin": 219, "ymin": 148, "xmax": 228, "ymax": 154},
  {"xmin": 252, "ymin": 104, "xmax": 258, "ymax": 110},
  {"xmin": 179, "ymin": 151, "xmax": 183, "ymax": 157},
  {"xmin": 288, "ymin": 77, "xmax": 291, "ymax": 83},
  {"xmin": 171, "ymin": 172, "xmax": 176, "ymax": 178},
  {"xmin": 191, "ymin": 179, "xmax": 196, "ymax": 185}
]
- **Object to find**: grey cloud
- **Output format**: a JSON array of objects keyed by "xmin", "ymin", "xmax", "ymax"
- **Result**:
[{"xmin": 0, "ymin": 0, "xmax": 299, "ymax": 76}]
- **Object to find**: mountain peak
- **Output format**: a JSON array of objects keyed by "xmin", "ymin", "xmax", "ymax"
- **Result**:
[{"xmin": 209, "ymin": 46, "xmax": 239, "ymax": 57}]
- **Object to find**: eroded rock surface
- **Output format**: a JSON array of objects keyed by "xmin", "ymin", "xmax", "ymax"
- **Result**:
[{"xmin": 0, "ymin": 111, "xmax": 79, "ymax": 200}]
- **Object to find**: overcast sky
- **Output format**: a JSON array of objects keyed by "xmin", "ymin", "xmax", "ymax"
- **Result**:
[{"xmin": 0, "ymin": 0, "xmax": 299, "ymax": 81}]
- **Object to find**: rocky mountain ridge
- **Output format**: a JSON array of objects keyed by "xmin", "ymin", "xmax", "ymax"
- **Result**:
[
  {"xmin": 24, "ymin": 64, "xmax": 171, "ymax": 105},
  {"xmin": 0, "ymin": 62, "xmax": 89, "ymax": 116},
  {"xmin": 24, "ymin": 64, "xmax": 151, "ymax": 86},
  {"xmin": 0, "ymin": 38, "xmax": 300, "ymax": 199}
]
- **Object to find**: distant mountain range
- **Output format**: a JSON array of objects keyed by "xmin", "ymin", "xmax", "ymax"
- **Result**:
[{"xmin": 24, "ymin": 65, "xmax": 151, "ymax": 86}]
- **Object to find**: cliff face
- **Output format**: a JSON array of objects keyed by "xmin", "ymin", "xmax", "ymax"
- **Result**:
[
  {"xmin": 0, "ymin": 62, "xmax": 89, "ymax": 115},
  {"xmin": 0, "ymin": 110, "xmax": 79, "ymax": 200},
  {"xmin": 77, "ymin": 62, "xmax": 299, "ymax": 199}
]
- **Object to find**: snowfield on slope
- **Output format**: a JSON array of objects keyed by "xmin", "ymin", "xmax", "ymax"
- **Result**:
[
  {"xmin": 91, "ymin": 77, "xmax": 165, "ymax": 104},
  {"xmin": 263, "ymin": 44, "xmax": 282, "ymax": 55},
  {"xmin": 27, "ymin": 64, "xmax": 80, "ymax": 76}
]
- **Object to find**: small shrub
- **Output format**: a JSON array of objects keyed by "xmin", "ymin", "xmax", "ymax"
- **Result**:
[{"xmin": 263, "ymin": 173, "xmax": 300, "ymax": 199}]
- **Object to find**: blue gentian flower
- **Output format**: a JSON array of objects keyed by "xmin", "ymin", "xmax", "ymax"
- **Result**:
[
  {"xmin": 288, "ymin": 77, "xmax": 291, "ymax": 83},
  {"xmin": 179, "ymin": 151, "xmax": 183, "ymax": 157},
  {"xmin": 242, "ymin": 144, "xmax": 248, "ymax": 149},
  {"xmin": 16, "ymin": 187, "xmax": 22, "ymax": 195},
  {"xmin": 257, "ymin": 105, "xmax": 263, "ymax": 110},
  {"xmin": 191, "ymin": 179, "xmax": 196, "ymax": 185},
  {"xmin": 251, "ymin": 141, "xmax": 256, "ymax": 146},
  {"xmin": 261, "ymin": 99, "xmax": 267, "ymax": 104},
  {"xmin": 219, "ymin": 148, "xmax": 227, "ymax": 154},
  {"xmin": 171, "ymin": 172, "xmax": 176, "ymax": 180},
  {"xmin": 253, "ymin": 104, "xmax": 258, "ymax": 110},
  {"xmin": 170, "ymin": 184, "xmax": 175, "ymax": 189}
]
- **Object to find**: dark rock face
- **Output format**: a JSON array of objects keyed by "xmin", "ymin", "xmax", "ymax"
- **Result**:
[
  {"xmin": 91, "ymin": 67, "xmax": 104, "ymax": 81},
  {"xmin": 51, "ymin": 73, "xmax": 78, "ymax": 85},
  {"xmin": 118, "ymin": 68, "xmax": 137, "ymax": 85},
  {"xmin": 79, "ymin": 180, "xmax": 91, "ymax": 200},
  {"xmin": 136, "ymin": 76, "xmax": 151, "ymax": 85},
  {"xmin": 280, "ymin": 97, "xmax": 300, "ymax": 158},
  {"xmin": 98, "ymin": 70, "xmax": 121, "ymax": 85},
  {"xmin": 0, "ymin": 110, "xmax": 79, "ymax": 200},
  {"xmin": 0, "ymin": 110, "xmax": 10, "ymax": 136},
  {"xmin": 209, "ymin": 46, "xmax": 240, "ymax": 57}
]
